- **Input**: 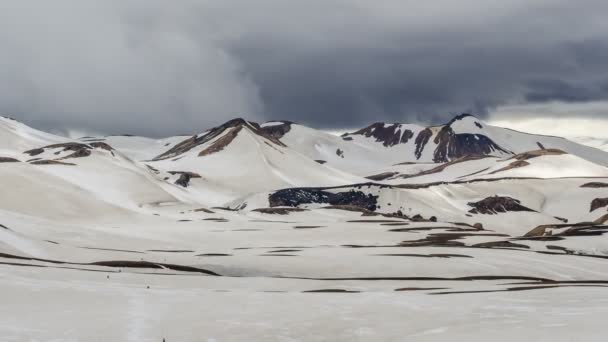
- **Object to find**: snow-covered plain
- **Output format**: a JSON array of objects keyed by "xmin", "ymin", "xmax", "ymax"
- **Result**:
[{"xmin": 1, "ymin": 115, "xmax": 608, "ymax": 341}]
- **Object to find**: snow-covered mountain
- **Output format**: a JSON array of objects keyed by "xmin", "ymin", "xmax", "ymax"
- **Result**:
[{"xmin": 2, "ymin": 114, "xmax": 608, "ymax": 340}]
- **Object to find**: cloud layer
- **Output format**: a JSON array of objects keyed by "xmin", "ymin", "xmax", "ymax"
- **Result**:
[{"xmin": 1, "ymin": 0, "xmax": 608, "ymax": 136}]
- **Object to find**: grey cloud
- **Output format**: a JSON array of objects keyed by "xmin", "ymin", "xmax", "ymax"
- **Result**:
[{"xmin": 1, "ymin": 0, "xmax": 608, "ymax": 136}]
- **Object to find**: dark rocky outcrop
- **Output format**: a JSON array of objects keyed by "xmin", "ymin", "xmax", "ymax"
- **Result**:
[
  {"xmin": 168, "ymin": 171, "xmax": 202, "ymax": 187},
  {"xmin": 433, "ymin": 126, "xmax": 509, "ymax": 163},
  {"xmin": 468, "ymin": 196, "xmax": 536, "ymax": 215},
  {"xmin": 590, "ymin": 198, "xmax": 608, "ymax": 212},
  {"xmin": 23, "ymin": 148, "xmax": 44, "ymax": 156},
  {"xmin": 259, "ymin": 121, "xmax": 292, "ymax": 140},
  {"xmin": 269, "ymin": 188, "xmax": 379, "ymax": 211},
  {"xmin": 346, "ymin": 123, "xmax": 414, "ymax": 147},
  {"xmin": 581, "ymin": 182, "xmax": 608, "ymax": 188},
  {"xmin": 89, "ymin": 142, "xmax": 114, "ymax": 151},
  {"xmin": 0, "ymin": 157, "xmax": 19, "ymax": 163},
  {"xmin": 414, "ymin": 128, "xmax": 433, "ymax": 159}
]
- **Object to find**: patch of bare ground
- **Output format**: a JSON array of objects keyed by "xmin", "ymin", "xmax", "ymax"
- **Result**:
[
  {"xmin": 211, "ymin": 207, "xmax": 239, "ymax": 212},
  {"xmin": 348, "ymin": 219, "xmax": 406, "ymax": 223},
  {"xmin": 293, "ymin": 226, "xmax": 325, "ymax": 229},
  {"xmin": 365, "ymin": 171, "xmax": 399, "ymax": 181},
  {"xmin": 590, "ymin": 198, "xmax": 608, "ymax": 212},
  {"xmin": 203, "ymin": 218, "xmax": 229, "ymax": 222},
  {"xmin": 0, "ymin": 224, "xmax": 10, "ymax": 230},
  {"xmin": 253, "ymin": 208, "xmax": 307, "ymax": 215},
  {"xmin": 525, "ymin": 221, "xmax": 608, "ymax": 238},
  {"xmin": 489, "ymin": 160, "xmax": 530, "ymax": 174},
  {"xmin": 303, "ymin": 289, "xmax": 360, "ymax": 293},
  {"xmin": 30, "ymin": 160, "xmax": 76, "ymax": 166},
  {"xmin": 196, "ymin": 253, "xmax": 232, "ymax": 257},
  {"xmin": 0, "ymin": 157, "xmax": 19, "ymax": 162},
  {"xmin": 199, "ymin": 125, "xmax": 243, "ymax": 156},
  {"xmin": 581, "ymin": 182, "xmax": 608, "ymax": 188},
  {"xmin": 194, "ymin": 208, "xmax": 215, "ymax": 213},
  {"xmin": 0, "ymin": 252, "xmax": 220, "ymax": 275},
  {"xmin": 268, "ymin": 249, "xmax": 302, "ymax": 253},
  {"xmin": 472, "ymin": 241, "xmax": 530, "ymax": 249},
  {"xmin": 79, "ymin": 247, "xmax": 144, "ymax": 254},
  {"xmin": 511, "ymin": 148, "xmax": 566, "ymax": 161},
  {"xmin": 146, "ymin": 250, "xmax": 195, "ymax": 253},
  {"xmin": 430, "ymin": 284, "xmax": 608, "ymax": 295},
  {"xmin": 374, "ymin": 253, "xmax": 473, "ymax": 258},
  {"xmin": 286, "ymin": 275, "xmax": 555, "ymax": 282},
  {"xmin": 395, "ymin": 155, "xmax": 494, "ymax": 180},
  {"xmin": 259, "ymin": 254, "xmax": 298, "ymax": 257},
  {"xmin": 468, "ymin": 195, "xmax": 536, "ymax": 214},
  {"xmin": 395, "ymin": 287, "xmax": 449, "ymax": 291}
]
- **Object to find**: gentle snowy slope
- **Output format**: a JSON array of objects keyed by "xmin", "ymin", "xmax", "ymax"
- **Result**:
[{"xmin": 0, "ymin": 116, "xmax": 67, "ymax": 158}]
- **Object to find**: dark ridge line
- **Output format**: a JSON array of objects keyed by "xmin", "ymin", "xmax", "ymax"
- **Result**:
[
  {"xmin": 79, "ymin": 246, "xmax": 145, "ymax": 254},
  {"xmin": 430, "ymin": 284, "xmax": 608, "ymax": 295},
  {"xmin": 373, "ymin": 254, "xmax": 474, "ymax": 258},
  {"xmin": 303, "ymin": 289, "xmax": 361, "ymax": 293},
  {"xmin": 274, "ymin": 275, "xmax": 556, "ymax": 282},
  {"xmin": 0, "ymin": 252, "xmax": 220, "ymax": 276}
]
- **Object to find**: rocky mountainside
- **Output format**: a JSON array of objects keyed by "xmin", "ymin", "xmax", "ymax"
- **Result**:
[{"xmin": 1, "ymin": 114, "xmax": 608, "ymax": 340}]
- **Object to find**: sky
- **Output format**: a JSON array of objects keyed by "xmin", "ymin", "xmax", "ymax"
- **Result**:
[{"xmin": 1, "ymin": 0, "xmax": 607, "ymax": 137}]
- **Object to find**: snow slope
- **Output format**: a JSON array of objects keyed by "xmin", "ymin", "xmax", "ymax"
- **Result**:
[{"xmin": 1, "ymin": 114, "xmax": 608, "ymax": 341}]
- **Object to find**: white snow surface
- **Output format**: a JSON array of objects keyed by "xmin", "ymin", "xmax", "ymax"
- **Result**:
[{"xmin": 1, "ymin": 115, "xmax": 608, "ymax": 341}]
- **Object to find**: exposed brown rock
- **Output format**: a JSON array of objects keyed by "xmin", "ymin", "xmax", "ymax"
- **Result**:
[
  {"xmin": 25, "ymin": 142, "xmax": 93, "ymax": 160},
  {"xmin": 489, "ymin": 160, "xmax": 530, "ymax": 174},
  {"xmin": 365, "ymin": 171, "xmax": 399, "ymax": 181},
  {"xmin": 472, "ymin": 241, "xmax": 530, "ymax": 249},
  {"xmin": 154, "ymin": 118, "xmax": 286, "ymax": 160},
  {"xmin": 346, "ymin": 123, "xmax": 414, "ymax": 147},
  {"xmin": 511, "ymin": 149, "xmax": 566, "ymax": 161},
  {"xmin": 0, "ymin": 157, "xmax": 19, "ymax": 163},
  {"xmin": 253, "ymin": 208, "xmax": 307, "ymax": 215},
  {"xmin": 199, "ymin": 125, "xmax": 243, "ymax": 157},
  {"xmin": 468, "ymin": 196, "xmax": 536, "ymax": 215},
  {"xmin": 590, "ymin": 198, "xmax": 608, "ymax": 212},
  {"xmin": 395, "ymin": 155, "xmax": 492, "ymax": 180}
]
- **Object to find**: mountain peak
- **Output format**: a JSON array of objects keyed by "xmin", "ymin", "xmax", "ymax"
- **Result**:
[{"xmin": 153, "ymin": 117, "xmax": 287, "ymax": 160}]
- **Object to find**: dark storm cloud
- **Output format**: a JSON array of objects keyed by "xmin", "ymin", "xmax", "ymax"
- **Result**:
[{"xmin": 1, "ymin": 0, "xmax": 608, "ymax": 136}]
